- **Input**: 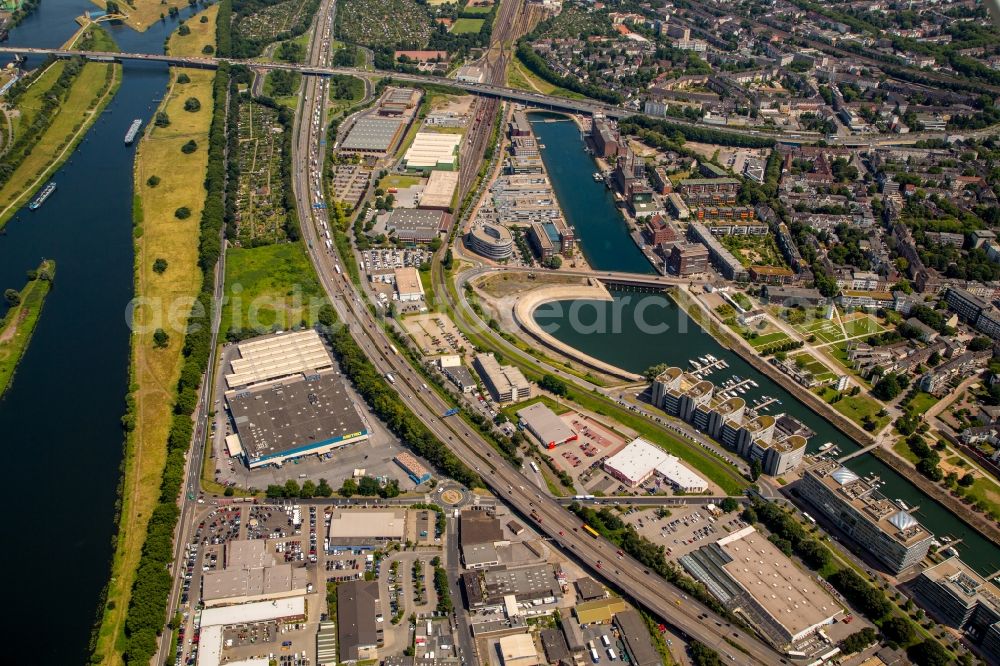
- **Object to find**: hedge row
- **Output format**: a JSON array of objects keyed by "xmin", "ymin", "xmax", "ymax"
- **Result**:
[{"xmin": 120, "ymin": 64, "xmax": 231, "ymax": 665}]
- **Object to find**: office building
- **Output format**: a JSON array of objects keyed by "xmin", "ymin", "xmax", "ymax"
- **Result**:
[
  {"xmin": 680, "ymin": 526, "xmax": 842, "ymax": 650},
  {"xmin": 473, "ymin": 353, "xmax": 530, "ymax": 403},
  {"xmin": 798, "ymin": 460, "xmax": 934, "ymax": 573},
  {"xmin": 467, "ymin": 223, "xmax": 514, "ymax": 260},
  {"xmin": 644, "ymin": 214, "xmax": 679, "ymax": 245},
  {"xmin": 914, "ymin": 557, "xmax": 1000, "ymax": 633},
  {"xmin": 668, "ymin": 243, "xmax": 710, "ymax": 277}
]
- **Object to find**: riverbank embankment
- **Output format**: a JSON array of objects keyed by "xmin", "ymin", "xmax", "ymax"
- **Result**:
[{"xmin": 0, "ymin": 259, "xmax": 55, "ymax": 397}]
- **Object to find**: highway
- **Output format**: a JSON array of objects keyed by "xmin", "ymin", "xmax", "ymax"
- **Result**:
[
  {"xmin": 283, "ymin": 16, "xmax": 782, "ymax": 666},
  {"xmin": 6, "ymin": 45, "xmax": 1000, "ymax": 147}
]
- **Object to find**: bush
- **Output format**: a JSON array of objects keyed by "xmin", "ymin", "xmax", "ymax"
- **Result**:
[
  {"xmin": 152, "ymin": 328, "xmax": 169, "ymax": 348},
  {"xmin": 174, "ymin": 207, "xmax": 191, "ymax": 220},
  {"xmin": 146, "ymin": 175, "xmax": 161, "ymax": 187},
  {"xmin": 176, "ymin": 72, "xmax": 190, "ymax": 84},
  {"xmin": 181, "ymin": 139, "xmax": 197, "ymax": 154},
  {"xmin": 154, "ymin": 111, "xmax": 170, "ymax": 127},
  {"xmin": 183, "ymin": 97, "xmax": 201, "ymax": 112},
  {"xmin": 177, "ymin": 23, "xmax": 190, "ymax": 36},
  {"xmin": 202, "ymin": 45, "xmax": 214, "ymax": 55},
  {"xmin": 152, "ymin": 258, "xmax": 168, "ymax": 274},
  {"xmin": 840, "ymin": 628, "xmax": 878, "ymax": 654}
]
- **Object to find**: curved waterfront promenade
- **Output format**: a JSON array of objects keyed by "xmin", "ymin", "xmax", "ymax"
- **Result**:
[{"xmin": 511, "ymin": 281, "xmax": 643, "ymax": 382}]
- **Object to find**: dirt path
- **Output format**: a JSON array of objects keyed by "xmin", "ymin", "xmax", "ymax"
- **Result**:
[{"xmin": 0, "ymin": 306, "xmax": 28, "ymax": 344}]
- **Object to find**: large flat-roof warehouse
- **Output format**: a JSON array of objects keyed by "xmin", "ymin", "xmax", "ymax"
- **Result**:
[
  {"xmin": 603, "ymin": 437, "xmax": 708, "ymax": 492},
  {"xmin": 340, "ymin": 116, "xmax": 407, "ymax": 154},
  {"xmin": 403, "ymin": 132, "xmax": 462, "ymax": 171},
  {"xmin": 224, "ymin": 331, "xmax": 369, "ymax": 468},
  {"xmin": 516, "ymin": 402, "xmax": 577, "ymax": 449},
  {"xmin": 681, "ymin": 526, "xmax": 842, "ymax": 649}
]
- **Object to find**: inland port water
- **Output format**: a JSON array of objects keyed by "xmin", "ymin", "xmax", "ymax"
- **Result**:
[
  {"xmin": 528, "ymin": 112, "xmax": 1000, "ymax": 576},
  {"xmin": 0, "ymin": 2, "xmax": 204, "ymax": 663}
]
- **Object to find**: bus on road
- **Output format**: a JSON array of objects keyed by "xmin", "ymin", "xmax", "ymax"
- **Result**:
[{"xmin": 582, "ymin": 524, "xmax": 600, "ymax": 538}]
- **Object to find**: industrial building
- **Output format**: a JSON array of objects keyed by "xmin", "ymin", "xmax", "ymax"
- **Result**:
[
  {"xmin": 498, "ymin": 633, "xmax": 540, "ymax": 666},
  {"xmin": 394, "ymin": 452, "xmax": 431, "ymax": 484},
  {"xmin": 473, "ymin": 353, "xmax": 530, "ymax": 403},
  {"xmin": 225, "ymin": 329, "xmax": 333, "ymax": 389},
  {"xmin": 201, "ymin": 540, "xmax": 309, "ymax": 607},
  {"xmin": 798, "ymin": 460, "xmax": 934, "ymax": 573},
  {"xmin": 680, "ymin": 526, "xmax": 842, "ymax": 651},
  {"xmin": 388, "ymin": 208, "xmax": 446, "ymax": 244},
  {"xmin": 223, "ymin": 332, "xmax": 369, "ymax": 469},
  {"xmin": 403, "ymin": 132, "xmax": 462, "ymax": 171},
  {"xmin": 574, "ymin": 597, "xmax": 628, "ymax": 624},
  {"xmin": 460, "ymin": 509, "xmax": 505, "ymax": 569},
  {"xmin": 419, "ymin": 170, "xmax": 459, "ymax": 209},
  {"xmin": 462, "ymin": 564, "xmax": 561, "ymax": 610},
  {"xmin": 668, "ymin": 242, "xmax": 710, "ymax": 277},
  {"xmin": 340, "ymin": 116, "xmax": 407, "ymax": 154},
  {"xmin": 225, "ymin": 368, "xmax": 369, "ymax": 469},
  {"xmin": 602, "ymin": 437, "xmax": 708, "ymax": 492},
  {"xmin": 197, "ymin": 598, "xmax": 307, "ymax": 666},
  {"xmin": 650, "ymin": 367, "xmax": 806, "ymax": 476},
  {"xmin": 614, "ymin": 610, "xmax": 662, "ymax": 666},
  {"xmin": 466, "ymin": 222, "xmax": 514, "ymax": 260},
  {"xmin": 394, "ymin": 267, "xmax": 425, "ymax": 302},
  {"xmin": 327, "ymin": 509, "xmax": 407, "ymax": 547},
  {"xmin": 516, "ymin": 402, "xmax": 577, "ymax": 448},
  {"xmin": 338, "ymin": 580, "xmax": 383, "ymax": 662}
]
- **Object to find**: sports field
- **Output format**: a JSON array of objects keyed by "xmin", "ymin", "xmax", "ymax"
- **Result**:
[
  {"xmin": 796, "ymin": 312, "xmax": 885, "ymax": 345},
  {"xmin": 452, "ymin": 17, "xmax": 484, "ymax": 33}
]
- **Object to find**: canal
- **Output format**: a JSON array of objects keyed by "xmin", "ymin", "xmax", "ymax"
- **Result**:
[
  {"xmin": 529, "ymin": 113, "xmax": 1000, "ymax": 576},
  {"xmin": 0, "ymin": 2, "xmax": 204, "ymax": 663},
  {"xmin": 530, "ymin": 114, "xmax": 655, "ymax": 274}
]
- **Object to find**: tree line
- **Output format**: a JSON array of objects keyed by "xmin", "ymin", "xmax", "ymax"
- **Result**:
[
  {"xmin": 116, "ymin": 64, "xmax": 231, "ymax": 666},
  {"xmin": 515, "ymin": 42, "xmax": 623, "ymax": 105}
]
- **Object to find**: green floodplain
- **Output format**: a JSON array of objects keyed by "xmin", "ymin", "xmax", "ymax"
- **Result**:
[{"xmin": 0, "ymin": 259, "xmax": 56, "ymax": 397}]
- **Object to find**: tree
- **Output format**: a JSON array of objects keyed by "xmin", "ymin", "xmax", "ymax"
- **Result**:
[
  {"xmin": 177, "ymin": 72, "xmax": 190, "ymax": 84},
  {"xmin": 881, "ymin": 615, "xmax": 915, "ymax": 647},
  {"xmin": 546, "ymin": 255, "xmax": 563, "ymax": 269},
  {"xmin": 183, "ymin": 97, "xmax": 201, "ymax": 112},
  {"xmin": 175, "ymin": 207, "xmax": 191, "ymax": 220},
  {"xmin": 840, "ymin": 628, "xmax": 878, "ymax": 654},
  {"xmin": 968, "ymin": 336, "xmax": 992, "ymax": 352},
  {"xmin": 153, "ymin": 328, "xmax": 170, "ymax": 348},
  {"xmin": 202, "ymin": 45, "xmax": 214, "ymax": 55},
  {"xmin": 688, "ymin": 641, "xmax": 723, "ymax": 666},
  {"xmin": 177, "ymin": 23, "xmax": 190, "ymax": 36},
  {"xmin": 316, "ymin": 478, "xmax": 333, "ymax": 497},
  {"xmin": 749, "ymin": 459, "xmax": 762, "ymax": 481},
  {"xmin": 358, "ymin": 476, "xmax": 381, "ymax": 496},
  {"xmin": 644, "ymin": 363, "xmax": 669, "ymax": 382},
  {"xmin": 153, "ymin": 258, "xmax": 168, "ymax": 274},
  {"xmin": 907, "ymin": 639, "xmax": 951, "ymax": 666},
  {"xmin": 538, "ymin": 374, "xmax": 568, "ymax": 397},
  {"xmin": 147, "ymin": 175, "xmax": 161, "ymax": 187},
  {"xmin": 720, "ymin": 497, "xmax": 739, "ymax": 513},
  {"xmin": 4, "ymin": 288, "xmax": 20, "ymax": 306},
  {"xmin": 300, "ymin": 480, "xmax": 317, "ymax": 498},
  {"xmin": 873, "ymin": 374, "xmax": 902, "ymax": 401},
  {"xmin": 181, "ymin": 140, "xmax": 198, "ymax": 154},
  {"xmin": 283, "ymin": 479, "xmax": 300, "ymax": 497},
  {"xmin": 154, "ymin": 111, "xmax": 170, "ymax": 127},
  {"xmin": 339, "ymin": 478, "xmax": 358, "ymax": 497},
  {"xmin": 958, "ymin": 473, "xmax": 975, "ymax": 487}
]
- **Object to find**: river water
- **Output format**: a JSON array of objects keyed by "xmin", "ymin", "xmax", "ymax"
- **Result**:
[
  {"xmin": 0, "ymin": 2, "xmax": 201, "ymax": 663},
  {"xmin": 528, "ymin": 112, "xmax": 1000, "ymax": 577}
]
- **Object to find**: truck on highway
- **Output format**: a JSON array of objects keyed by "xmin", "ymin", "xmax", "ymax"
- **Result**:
[
  {"xmin": 589, "ymin": 648, "xmax": 600, "ymax": 663},
  {"xmin": 529, "ymin": 461, "xmax": 540, "ymax": 473},
  {"xmin": 389, "ymin": 344, "xmax": 399, "ymax": 356},
  {"xmin": 335, "ymin": 264, "xmax": 342, "ymax": 275},
  {"xmin": 385, "ymin": 373, "xmax": 395, "ymax": 384}
]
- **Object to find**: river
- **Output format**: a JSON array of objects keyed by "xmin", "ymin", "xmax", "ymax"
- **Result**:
[
  {"xmin": 0, "ymin": 2, "xmax": 204, "ymax": 663},
  {"xmin": 528, "ymin": 112, "xmax": 1000, "ymax": 577}
]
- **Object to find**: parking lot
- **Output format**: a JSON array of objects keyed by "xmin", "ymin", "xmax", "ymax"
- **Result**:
[
  {"xmin": 401, "ymin": 312, "xmax": 468, "ymax": 357},
  {"xmin": 621, "ymin": 505, "xmax": 748, "ymax": 561}
]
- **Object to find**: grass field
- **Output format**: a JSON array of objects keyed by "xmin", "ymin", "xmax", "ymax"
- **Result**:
[
  {"xmin": 91, "ymin": 8, "xmax": 217, "ymax": 665},
  {"xmin": 461, "ymin": 2, "xmax": 493, "ymax": 11},
  {"xmin": 263, "ymin": 69, "xmax": 302, "ymax": 109},
  {"xmin": 816, "ymin": 386, "xmax": 888, "ymax": 430},
  {"xmin": 797, "ymin": 312, "xmax": 884, "ymax": 345},
  {"xmin": 90, "ymin": 0, "xmax": 194, "ymax": 31},
  {"xmin": 905, "ymin": 391, "xmax": 939, "ymax": 414},
  {"xmin": 748, "ymin": 331, "xmax": 790, "ymax": 349},
  {"xmin": 221, "ymin": 242, "xmax": 327, "ymax": 336},
  {"xmin": 452, "ymin": 17, "xmax": 484, "ymax": 33},
  {"xmin": 0, "ymin": 28, "xmax": 121, "ymax": 229},
  {"xmin": 791, "ymin": 352, "xmax": 837, "ymax": 383},
  {"xmin": 0, "ymin": 260, "xmax": 55, "ymax": 398},
  {"xmin": 379, "ymin": 174, "xmax": 423, "ymax": 189},
  {"xmin": 506, "ymin": 54, "xmax": 587, "ymax": 100}
]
